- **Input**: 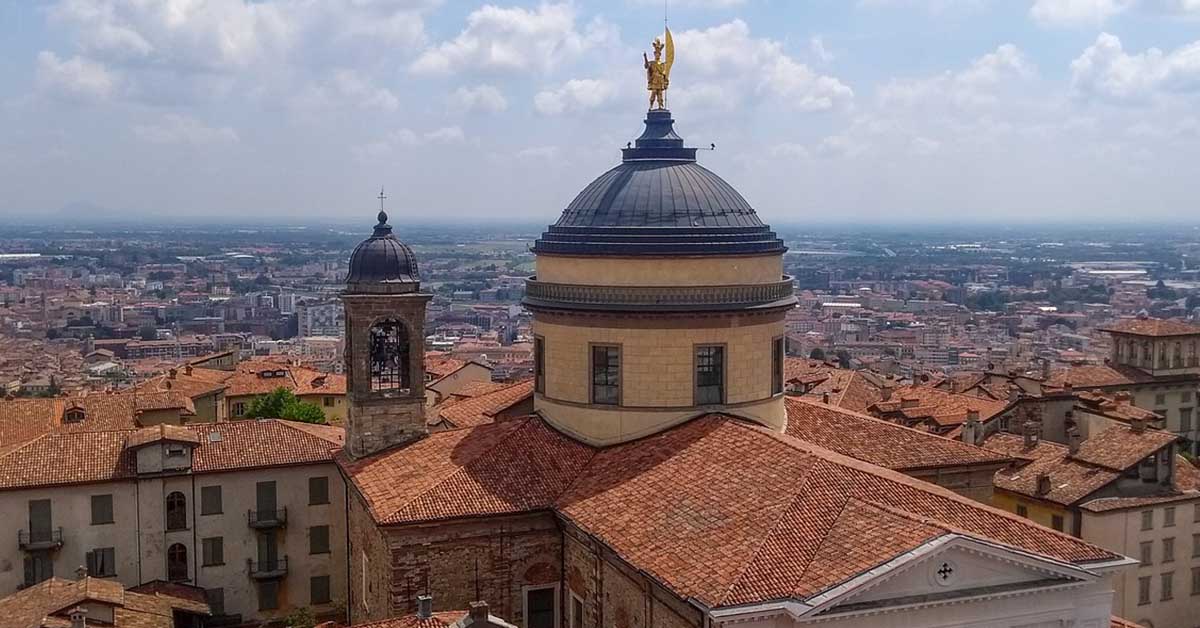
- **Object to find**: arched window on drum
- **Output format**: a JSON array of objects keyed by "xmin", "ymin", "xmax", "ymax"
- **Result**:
[{"xmin": 369, "ymin": 319, "xmax": 410, "ymax": 392}]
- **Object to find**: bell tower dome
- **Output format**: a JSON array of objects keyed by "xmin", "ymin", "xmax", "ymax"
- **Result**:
[
  {"xmin": 343, "ymin": 205, "xmax": 431, "ymax": 459},
  {"xmin": 525, "ymin": 110, "xmax": 795, "ymax": 446}
]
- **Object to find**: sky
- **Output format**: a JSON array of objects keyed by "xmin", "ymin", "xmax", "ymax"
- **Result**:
[{"xmin": 0, "ymin": 0, "xmax": 1198, "ymax": 226}]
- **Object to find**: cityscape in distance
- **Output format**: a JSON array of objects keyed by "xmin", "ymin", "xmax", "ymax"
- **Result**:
[{"xmin": 2, "ymin": 2, "xmax": 1200, "ymax": 628}]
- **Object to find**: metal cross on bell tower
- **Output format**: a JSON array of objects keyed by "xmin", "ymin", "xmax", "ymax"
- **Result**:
[{"xmin": 378, "ymin": 186, "xmax": 387, "ymax": 211}]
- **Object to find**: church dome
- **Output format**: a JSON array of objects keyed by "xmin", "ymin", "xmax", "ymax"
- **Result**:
[
  {"xmin": 533, "ymin": 110, "xmax": 785, "ymax": 257},
  {"xmin": 345, "ymin": 211, "xmax": 419, "ymax": 292}
]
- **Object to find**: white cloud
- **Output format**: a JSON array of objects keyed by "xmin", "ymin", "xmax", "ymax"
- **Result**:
[
  {"xmin": 515, "ymin": 145, "xmax": 559, "ymax": 160},
  {"xmin": 881, "ymin": 44, "xmax": 1034, "ymax": 109},
  {"xmin": 810, "ymin": 36, "xmax": 834, "ymax": 63},
  {"xmin": 1030, "ymin": 0, "xmax": 1134, "ymax": 25},
  {"xmin": 629, "ymin": 0, "xmax": 745, "ymax": 6},
  {"xmin": 35, "ymin": 51, "xmax": 119, "ymax": 101},
  {"xmin": 353, "ymin": 125, "xmax": 465, "ymax": 161},
  {"xmin": 410, "ymin": 3, "xmax": 615, "ymax": 75},
  {"xmin": 133, "ymin": 113, "xmax": 239, "ymax": 145},
  {"xmin": 672, "ymin": 20, "xmax": 852, "ymax": 112},
  {"xmin": 1071, "ymin": 33, "xmax": 1200, "ymax": 100},
  {"xmin": 450, "ymin": 84, "xmax": 509, "ymax": 113},
  {"xmin": 534, "ymin": 78, "xmax": 616, "ymax": 115},
  {"xmin": 294, "ymin": 70, "xmax": 400, "ymax": 111}
]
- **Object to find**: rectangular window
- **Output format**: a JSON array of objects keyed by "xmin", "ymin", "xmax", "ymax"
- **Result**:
[
  {"xmin": 166, "ymin": 444, "xmax": 185, "ymax": 457},
  {"xmin": 90, "ymin": 494, "xmax": 113, "ymax": 525},
  {"xmin": 534, "ymin": 337, "xmax": 545, "ymax": 395},
  {"xmin": 1138, "ymin": 576, "xmax": 1151, "ymax": 605},
  {"xmin": 1162, "ymin": 572, "xmax": 1174, "ymax": 600},
  {"xmin": 1016, "ymin": 503, "xmax": 1028, "ymax": 518},
  {"xmin": 1164, "ymin": 537, "xmax": 1175, "ymax": 562},
  {"xmin": 525, "ymin": 586, "xmax": 557, "ymax": 628},
  {"xmin": 23, "ymin": 552, "xmax": 53, "ymax": 587},
  {"xmin": 1142, "ymin": 509, "xmax": 1154, "ymax": 531},
  {"xmin": 311, "ymin": 575, "xmax": 332, "ymax": 605},
  {"xmin": 310, "ymin": 525, "xmax": 330, "ymax": 555},
  {"xmin": 1165, "ymin": 506, "xmax": 1176, "ymax": 527},
  {"xmin": 206, "ymin": 588, "xmax": 225, "ymax": 616},
  {"xmin": 202, "ymin": 537, "xmax": 224, "ymax": 566},
  {"xmin": 1195, "ymin": 503, "xmax": 1200, "ymax": 523},
  {"xmin": 1183, "ymin": 390, "xmax": 1193, "ymax": 403},
  {"xmin": 1193, "ymin": 567, "xmax": 1200, "ymax": 596},
  {"xmin": 1182, "ymin": 408, "xmax": 1193, "ymax": 432},
  {"xmin": 1193, "ymin": 533, "xmax": 1199, "ymax": 558},
  {"xmin": 772, "ymin": 337, "xmax": 784, "ymax": 396},
  {"xmin": 323, "ymin": 396, "xmax": 334, "ymax": 407},
  {"xmin": 1155, "ymin": 393, "xmax": 1167, "ymax": 406},
  {"xmin": 233, "ymin": 402, "xmax": 246, "ymax": 417},
  {"xmin": 309, "ymin": 476, "xmax": 329, "ymax": 505},
  {"xmin": 590, "ymin": 345, "xmax": 620, "ymax": 405},
  {"xmin": 1141, "ymin": 541, "xmax": 1153, "ymax": 565},
  {"xmin": 694, "ymin": 345, "xmax": 725, "ymax": 405},
  {"xmin": 570, "ymin": 594, "xmax": 584, "ymax": 628},
  {"xmin": 200, "ymin": 485, "xmax": 222, "ymax": 515},
  {"xmin": 86, "ymin": 547, "xmax": 116, "ymax": 577},
  {"xmin": 258, "ymin": 581, "xmax": 279, "ymax": 611},
  {"xmin": 1051, "ymin": 514, "xmax": 1064, "ymax": 532}
]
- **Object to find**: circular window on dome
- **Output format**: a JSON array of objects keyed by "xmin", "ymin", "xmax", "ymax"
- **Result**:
[
  {"xmin": 930, "ymin": 559, "xmax": 958, "ymax": 587},
  {"xmin": 369, "ymin": 319, "xmax": 410, "ymax": 393}
]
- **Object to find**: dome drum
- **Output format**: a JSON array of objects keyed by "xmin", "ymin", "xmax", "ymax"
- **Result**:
[{"xmin": 523, "ymin": 276, "xmax": 796, "ymax": 313}]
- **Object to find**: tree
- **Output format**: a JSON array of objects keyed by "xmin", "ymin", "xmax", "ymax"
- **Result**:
[
  {"xmin": 244, "ymin": 387, "xmax": 326, "ymax": 424},
  {"xmin": 835, "ymin": 349, "xmax": 853, "ymax": 368},
  {"xmin": 283, "ymin": 606, "xmax": 316, "ymax": 628},
  {"xmin": 808, "ymin": 347, "xmax": 826, "ymax": 360},
  {"xmin": 138, "ymin": 324, "xmax": 158, "ymax": 341}
]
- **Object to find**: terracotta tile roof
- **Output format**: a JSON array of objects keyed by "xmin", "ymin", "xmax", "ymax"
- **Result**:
[
  {"xmin": 126, "ymin": 581, "xmax": 210, "ymax": 615},
  {"xmin": 341, "ymin": 419, "xmax": 592, "ymax": 524},
  {"xmin": 436, "ymin": 380, "xmax": 533, "ymax": 429},
  {"xmin": 0, "ymin": 431, "xmax": 136, "ymax": 490},
  {"xmin": 347, "ymin": 611, "xmax": 471, "ymax": 628},
  {"xmin": 1080, "ymin": 455, "xmax": 1200, "ymax": 512},
  {"xmin": 0, "ymin": 420, "xmax": 342, "ymax": 491},
  {"xmin": 801, "ymin": 370, "xmax": 884, "ymax": 413},
  {"xmin": 1075, "ymin": 391, "xmax": 1161, "ymax": 423},
  {"xmin": 1071, "ymin": 425, "xmax": 1176, "ymax": 471},
  {"xmin": 982, "ymin": 433, "xmax": 1120, "ymax": 506},
  {"xmin": 1045, "ymin": 364, "xmax": 1153, "ymax": 389},
  {"xmin": 783, "ymin": 357, "xmax": 834, "ymax": 382},
  {"xmin": 343, "ymin": 415, "xmax": 1119, "ymax": 609},
  {"xmin": 189, "ymin": 420, "xmax": 342, "ymax": 473},
  {"xmin": 453, "ymin": 381, "xmax": 511, "ymax": 398},
  {"xmin": 294, "ymin": 370, "xmax": 347, "ymax": 396},
  {"xmin": 0, "ymin": 576, "xmax": 206, "ymax": 628},
  {"xmin": 1099, "ymin": 317, "xmax": 1200, "ymax": 337},
  {"xmin": 1111, "ymin": 616, "xmax": 1148, "ymax": 628},
  {"xmin": 426, "ymin": 353, "xmax": 468, "ymax": 379},
  {"xmin": 136, "ymin": 367, "xmax": 231, "ymax": 399},
  {"xmin": 868, "ymin": 385, "xmax": 1008, "ymax": 428},
  {"xmin": 125, "ymin": 424, "xmax": 203, "ymax": 450},
  {"xmin": 783, "ymin": 398, "xmax": 1010, "ymax": 471}
]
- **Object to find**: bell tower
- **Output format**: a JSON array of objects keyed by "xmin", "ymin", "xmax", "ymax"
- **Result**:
[{"xmin": 342, "ymin": 202, "xmax": 431, "ymax": 459}]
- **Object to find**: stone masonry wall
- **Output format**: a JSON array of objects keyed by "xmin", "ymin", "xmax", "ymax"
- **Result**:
[{"xmin": 347, "ymin": 487, "xmax": 392, "ymax": 624}]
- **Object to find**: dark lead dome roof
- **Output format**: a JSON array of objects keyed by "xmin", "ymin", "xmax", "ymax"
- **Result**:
[
  {"xmin": 345, "ymin": 211, "xmax": 419, "ymax": 292},
  {"xmin": 533, "ymin": 110, "xmax": 785, "ymax": 257}
]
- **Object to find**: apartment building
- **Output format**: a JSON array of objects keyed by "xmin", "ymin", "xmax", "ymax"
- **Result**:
[{"xmin": 0, "ymin": 420, "xmax": 347, "ymax": 625}]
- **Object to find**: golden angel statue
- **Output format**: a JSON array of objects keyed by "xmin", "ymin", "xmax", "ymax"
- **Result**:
[{"xmin": 643, "ymin": 27, "xmax": 674, "ymax": 110}]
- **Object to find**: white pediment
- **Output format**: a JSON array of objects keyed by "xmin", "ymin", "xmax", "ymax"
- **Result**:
[{"xmin": 805, "ymin": 535, "xmax": 1096, "ymax": 618}]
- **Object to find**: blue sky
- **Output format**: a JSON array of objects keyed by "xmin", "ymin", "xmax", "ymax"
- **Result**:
[{"xmin": 1, "ymin": 0, "xmax": 1198, "ymax": 225}]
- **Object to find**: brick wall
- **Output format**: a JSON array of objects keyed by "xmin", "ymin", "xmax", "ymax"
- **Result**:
[
  {"xmin": 381, "ymin": 513, "xmax": 562, "ymax": 624},
  {"xmin": 347, "ymin": 488, "xmax": 391, "ymax": 624}
]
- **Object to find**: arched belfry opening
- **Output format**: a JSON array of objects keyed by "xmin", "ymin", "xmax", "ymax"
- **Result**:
[
  {"xmin": 342, "ymin": 198, "xmax": 431, "ymax": 459},
  {"xmin": 369, "ymin": 318, "xmax": 411, "ymax": 393}
]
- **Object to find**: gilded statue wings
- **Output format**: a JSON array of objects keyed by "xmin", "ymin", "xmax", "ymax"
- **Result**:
[{"xmin": 664, "ymin": 27, "xmax": 675, "ymax": 79}]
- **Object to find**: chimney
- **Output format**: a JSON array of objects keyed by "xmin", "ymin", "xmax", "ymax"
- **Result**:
[
  {"xmin": 168, "ymin": 368, "xmax": 177, "ymax": 379},
  {"xmin": 962, "ymin": 410, "xmax": 981, "ymax": 445},
  {"xmin": 469, "ymin": 601, "xmax": 489, "ymax": 621},
  {"xmin": 69, "ymin": 607, "xmax": 87, "ymax": 628},
  {"xmin": 1036, "ymin": 473, "xmax": 1052, "ymax": 496},
  {"xmin": 822, "ymin": 391, "xmax": 831, "ymax": 404},
  {"xmin": 417, "ymin": 594, "xmax": 433, "ymax": 619},
  {"xmin": 1131, "ymin": 418, "xmax": 1146, "ymax": 434},
  {"xmin": 184, "ymin": 365, "xmax": 193, "ymax": 375},
  {"xmin": 1116, "ymin": 391, "xmax": 1131, "ymax": 404},
  {"xmin": 76, "ymin": 565, "xmax": 87, "ymax": 581},
  {"xmin": 1063, "ymin": 380, "xmax": 1073, "ymax": 394},
  {"xmin": 950, "ymin": 379, "xmax": 960, "ymax": 393},
  {"xmin": 1022, "ymin": 420, "xmax": 1040, "ymax": 448},
  {"xmin": 1066, "ymin": 426, "xmax": 1082, "ymax": 456}
]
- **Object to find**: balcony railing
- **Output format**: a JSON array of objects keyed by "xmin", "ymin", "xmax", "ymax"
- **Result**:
[
  {"xmin": 18, "ymin": 528, "xmax": 63, "ymax": 551},
  {"xmin": 247, "ymin": 556, "xmax": 288, "ymax": 579},
  {"xmin": 523, "ymin": 276, "xmax": 796, "ymax": 312},
  {"xmin": 247, "ymin": 507, "xmax": 286, "ymax": 529}
]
